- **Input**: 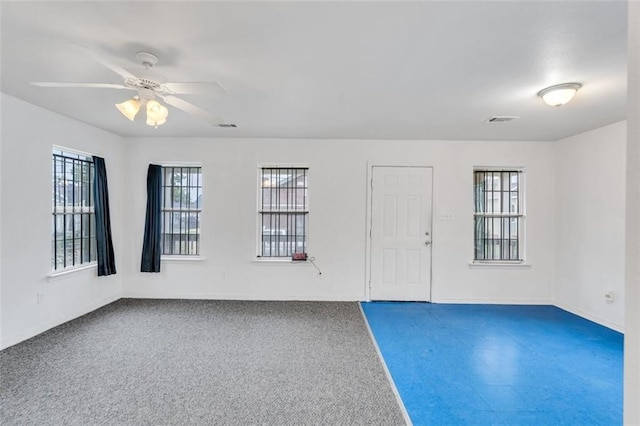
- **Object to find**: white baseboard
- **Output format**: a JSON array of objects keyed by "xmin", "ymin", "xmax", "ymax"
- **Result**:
[
  {"xmin": 433, "ymin": 297, "xmax": 552, "ymax": 305},
  {"xmin": 0, "ymin": 293, "xmax": 121, "ymax": 350},
  {"xmin": 121, "ymin": 291, "xmax": 359, "ymax": 302},
  {"xmin": 554, "ymin": 301, "xmax": 624, "ymax": 333},
  {"xmin": 120, "ymin": 293, "xmax": 551, "ymax": 304}
]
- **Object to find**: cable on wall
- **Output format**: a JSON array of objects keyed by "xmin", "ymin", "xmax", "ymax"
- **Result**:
[{"xmin": 308, "ymin": 256, "xmax": 322, "ymax": 276}]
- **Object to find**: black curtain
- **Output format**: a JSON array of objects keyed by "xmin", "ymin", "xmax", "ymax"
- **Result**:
[
  {"xmin": 141, "ymin": 164, "xmax": 163, "ymax": 272},
  {"xmin": 92, "ymin": 156, "xmax": 117, "ymax": 276}
]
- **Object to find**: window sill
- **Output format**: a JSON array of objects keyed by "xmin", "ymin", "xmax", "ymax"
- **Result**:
[
  {"xmin": 468, "ymin": 262, "xmax": 532, "ymax": 270},
  {"xmin": 161, "ymin": 256, "xmax": 205, "ymax": 262},
  {"xmin": 252, "ymin": 258, "xmax": 309, "ymax": 264},
  {"xmin": 48, "ymin": 263, "xmax": 96, "ymax": 281}
]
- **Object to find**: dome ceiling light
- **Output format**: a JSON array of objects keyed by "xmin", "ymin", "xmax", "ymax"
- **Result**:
[{"xmin": 538, "ymin": 83, "xmax": 582, "ymax": 107}]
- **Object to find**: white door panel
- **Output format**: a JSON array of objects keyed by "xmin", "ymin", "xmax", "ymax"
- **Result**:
[{"xmin": 370, "ymin": 166, "xmax": 433, "ymax": 301}]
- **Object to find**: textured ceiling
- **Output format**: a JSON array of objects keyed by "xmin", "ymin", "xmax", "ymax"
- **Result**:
[{"xmin": 0, "ymin": 1, "xmax": 628, "ymax": 141}]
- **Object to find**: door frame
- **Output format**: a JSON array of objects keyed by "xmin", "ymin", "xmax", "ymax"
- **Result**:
[{"xmin": 364, "ymin": 163, "xmax": 435, "ymax": 301}]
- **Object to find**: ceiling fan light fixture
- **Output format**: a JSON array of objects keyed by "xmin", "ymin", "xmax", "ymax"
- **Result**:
[
  {"xmin": 538, "ymin": 83, "xmax": 582, "ymax": 107},
  {"xmin": 146, "ymin": 100, "xmax": 168, "ymax": 119},
  {"xmin": 146, "ymin": 100, "xmax": 169, "ymax": 128},
  {"xmin": 146, "ymin": 117, "xmax": 167, "ymax": 128},
  {"xmin": 115, "ymin": 97, "xmax": 140, "ymax": 121}
]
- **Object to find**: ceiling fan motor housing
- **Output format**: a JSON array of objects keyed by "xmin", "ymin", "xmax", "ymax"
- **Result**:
[
  {"xmin": 136, "ymin": 51, "xmax": 158, "ymax": 67},
  {"xmin": 137, "ymin": 87, "xmax": 156, "ymax": 101},
  {"xmin": 124, "ymin": 51, "xmax": 166, "ymax": 91}
]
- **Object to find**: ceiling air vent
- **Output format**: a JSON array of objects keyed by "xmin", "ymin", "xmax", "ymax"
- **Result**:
[
  {"xmin": 485, "ymin": 116, "xmax": 519, "ymax": 123},
  {"xmin": 218, "ymin": 123, "xmax": 237, "ymax": 128}
]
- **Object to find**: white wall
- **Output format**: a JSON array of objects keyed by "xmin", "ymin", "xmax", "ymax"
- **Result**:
[
  {"xmin": 554, "ymin": 121, "xmax": 626, "ymax": 332},
  {"xmin": 625, "ymin": 1, "xmax": 640, "ymax": 421},
  {"xmin": 0, "ymin": 93, "xmax": 125, "ymax": 349},
  {"xmin": 122, "ymin": 137, "xmax": 555, "ymax": 304},
  {"xmin": 5, "ymin": 90, "xmax": 625, "ymax": 348},
  {"xmin": 0, "ymin": 87, "xmax": 3, "ymax": 345}
]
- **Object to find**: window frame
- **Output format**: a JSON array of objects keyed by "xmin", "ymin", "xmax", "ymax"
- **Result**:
[
  {"xmin": 256, "ymin": 164, "xmax": 310, "ymax": 259},
  {"xmin": 472, "ymin": 167, "xmax": 525, "ymax": 264},
  {"xmin": 160, "ymin": 164, "xmax": 203, "ymax": 258},
  {"xmin": 51, "ymin": 147, "xmax": 97, "ymax": 273}
]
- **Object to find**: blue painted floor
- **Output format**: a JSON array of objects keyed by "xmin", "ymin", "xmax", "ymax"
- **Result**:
[{"xmin": 361, "ymin": 303, "xmax": 623, "ymax": 426}]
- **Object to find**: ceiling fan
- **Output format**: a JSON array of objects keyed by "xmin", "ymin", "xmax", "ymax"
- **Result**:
[{"xmin": 31, "ymin": 44, "xmax": 230, "ymax": 128}]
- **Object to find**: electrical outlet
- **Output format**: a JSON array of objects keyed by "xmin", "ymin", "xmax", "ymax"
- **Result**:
[
  {"xmin": 37, "ymin": 292, "xmax": 44, "ymax": 304},
  {"xmin": 605, "ymin": 291, "xmax": 615, "ymax": 303}
]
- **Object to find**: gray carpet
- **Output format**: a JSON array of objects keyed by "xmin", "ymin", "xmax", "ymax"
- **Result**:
[{"xmin": 1, "ymin": 299, "xmax": 406, "ymax": 425}]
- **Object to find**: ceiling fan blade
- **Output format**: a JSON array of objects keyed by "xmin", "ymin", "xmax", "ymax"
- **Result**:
[
  {"xmin": 161, "ymin": 82, "xmax": 226, "ymax": 96},
  {"xmin": 71, "ymin": 43, "xmax": 138, "ymax": 81},
  {"xmin": 31, "ymin": 82, "xmax": 132, "ymax": 90},
  {"xmin": 160, "ymin": 95, "xmax": 224, "ymax": 126}
]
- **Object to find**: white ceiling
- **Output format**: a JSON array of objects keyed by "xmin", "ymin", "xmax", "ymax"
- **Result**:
[{"xmin": 0, "ymin": 1, "xmax": 628, "ymax": 141}]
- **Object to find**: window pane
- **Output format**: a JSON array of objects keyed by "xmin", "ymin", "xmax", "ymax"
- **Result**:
[
  {"xmin": 511, "ymin": 240, "xmax": 519, "ymax": 259},
  {"xmin": 56, "ymin": 240, "xmax": 64, "ymax": 270},
  {"xmin": 52, "ymin": 151, "xmax": 96, "ymax": 271},
  {"xmin": 473, "ymin": 216, "xmax": 521, "ymax": 261},
  {"xmin": 88, "ymin": 166, "xmax": 94, "ymax": 208},
  {"xmin": 501, "ymin": 192, "xmax": 509, "ymax": 214},
  {"xmin": 474, "ymin": 216, "xmax": 484, "ymax": 259},
  {"xmin": 160, "ymin": 166, "xmax": 202, "ymax": 255},
  {"xmin": 473, "ymin": 170, "xmax": 522, "ymax": 262},
  {"xmin": 295, "ymin": 170, "xmax": 307, "ymax": 188},
  {"xmin": 73, "ymin": 215, "xmax": 81, "ymax": 239},
  {"xmin": 511, "ymin": 172, "xmax": 519, "ymax": 191},
  {"xmin": 474, "ymin": 175, "xmax": 484, "ymax": 213},
  {"xmin": 65, "ymin": 237, "xmax": 73, "ymax": 268},
  {"xmin": 188, "ymin": 212, "xmax": 200, "ymax": 234},
  {"xmin": 89, "ymin": 213, "xmax": 95, "ymax": 237},
  {"xmin": 492, "ymin": 172, "xmax": 500, "ymax": 190},
  {"xmin": 295, "ymin": 189, "xmax": 306, "ymax": 211},
  {"xmin": 80, "ymin": 163, "xmax": 86, "ymax": 208},
  {"xmin": 259, "ymin": 168, "xmax": 309, "ymax": 257},
  {"xmin": 164, "ymin": 185, "xmax": 172, "ymax": 209},
  {"xmin": 510, "ymin": 218, "xmax": 519, "ymax": 238},
  {"xmin": 171, "ymin": 184, "xmax": 178, "ymax": 208},
  {"xmin": 260, "ymin": 213, "xmax": 308, "ymax": 256}
]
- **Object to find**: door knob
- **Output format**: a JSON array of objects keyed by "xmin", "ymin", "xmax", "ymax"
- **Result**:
[{"xmin": 425, "ymin": 241, "xmax": 431, "ymax": 246}]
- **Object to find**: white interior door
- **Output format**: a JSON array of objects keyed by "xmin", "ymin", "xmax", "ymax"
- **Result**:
[{"xmin": 369, "ymin": 166, "xmax": 433, "ymax": 301}]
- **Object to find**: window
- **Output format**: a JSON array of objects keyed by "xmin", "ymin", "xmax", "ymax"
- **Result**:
[
  {"xmin": 161, "ymin": 166, "xmax": 202, "ymax": 256},
  {"xmin": 258, "ymin": 167, "xmax": 308, "ymax": 257},
  {"xmin": 473, "ymin": 169, "xmax": 523, "ymax": 262},
  {"xmin": 52, "ymin": 149, "xmax": 95, "ymax": 271}
]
